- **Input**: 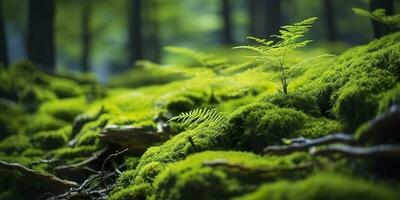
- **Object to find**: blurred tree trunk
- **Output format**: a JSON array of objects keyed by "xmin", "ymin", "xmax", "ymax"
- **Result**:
[
  {"xmin": 221, "ymin": 0, "xmax": 233, "ymax": 45},
  {"xmin": 369, "ymin": 0, "xmax": 394, "ymax": 38},
  {"xmin": 27, "ymin": 0, "xmax": 55, "ymax": 73},
  {"xmin": 128, "ymin": 0, "xmax": 143, "ymax": 65},
  {"xmin": 249, "ymin": 0, "xmax": 281, "ymax": 37},
  {"xmin": 323, "ymin": 0, "xmax": 337, "ymax": 41},
  {"xmin": 147, "ymin": 0, "xmax": 160, "ymax": 63},
  {"xmin": 81, "ymin": 0, "xmax": 92, "ymax": 73},
  {"xmin": 0, "ymin": 0, "xmax": 8, "ymax": 66}
]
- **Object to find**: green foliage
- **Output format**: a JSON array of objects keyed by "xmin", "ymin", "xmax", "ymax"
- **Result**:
[
  {"xmin": 168, "ymin": 107, "xmax": 227, "ymax": 129},
  {"xmin": 236, "ymin": 173, "xmax": 399, "ymax": 200},
  {"xmin": 234, "ymin": 17, "xmax": 327, "ymax": 95},
  {"xmin": 353, "ymin": 8, "xmax": 400, "ymax": 31}
]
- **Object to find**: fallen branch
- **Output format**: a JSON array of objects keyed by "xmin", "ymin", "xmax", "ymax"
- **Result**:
[
  {"xmin": 54, "ymin": 147, "xmax": 108, "ymax": 172},
  {"xmin": 263, "ymin": 133, "xmax": 355, "ymax": 155},
  {"xmin": 0, "ymin": 160, "xmax": 78, "ymax": 193},
  {"xmin": 101, "ymin": 148, "xmax": 128, "ymax": 195},
  {"xmin": 311, "ymin": 144, "xmax": 400, "ymax": 158}
]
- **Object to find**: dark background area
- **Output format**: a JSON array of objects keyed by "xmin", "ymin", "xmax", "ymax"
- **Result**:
[{"xmin": 0, "ymin": 0, "xmax": 399, "ymax": 82}]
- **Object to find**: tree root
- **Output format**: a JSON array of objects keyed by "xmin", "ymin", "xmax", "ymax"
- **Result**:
[
  {"xmin": 263, "ymin": 133, "xmax": 355, "ymax": 155},
  {"xmin": 311, "ymin": 144, "xmax": 400, "ymax": 158},
  {"xmin": 0, "ymin": 160, "xmax": 78, "ymax": 193}
]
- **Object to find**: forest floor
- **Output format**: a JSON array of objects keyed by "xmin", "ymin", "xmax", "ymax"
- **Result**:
[{"xmin": 1, "ymin": 32, "xmax": 400, "ymax": 200}]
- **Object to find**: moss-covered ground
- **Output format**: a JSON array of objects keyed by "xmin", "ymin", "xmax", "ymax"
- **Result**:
[{"xmin": 1, "ymin": 33, "xmax": 400, "ymax": 199}]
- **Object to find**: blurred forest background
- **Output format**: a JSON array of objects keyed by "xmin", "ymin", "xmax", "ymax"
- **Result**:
[{"xmin": 0, "ymin": 0, "xmax": 399, "ymax": 83}]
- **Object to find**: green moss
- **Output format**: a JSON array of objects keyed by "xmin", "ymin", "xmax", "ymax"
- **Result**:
[
  {"xmin": 0, "ymin": 135, "xmax": 31, "ymax": 156},
  {"xmin": 263, "ymin": 91, "xmax": 320, "ymax": 117},
  {"xmin": 151, "ymin": 151, "xmax": 314, "ymax": 200},
  {"xmin": 115, "ymin": 162, "xmax": 166, "ymax": 193},
  {"xmin": 108, "ymin": 62, "xmax": 185, "ymax": 88},
  {"xmin": 378, "ymin": 84, "xmax": 400, "ymax": 114},
  {"xmin": 228, "ymin": 102, "xmax": 341, "ymax": 152},
  {"xmin": 235, "ymin": 173, "xmax": 399, "ymax": 200},
  {"xmin": 110, "ymin": 183, "xmax": 151, "ymax": 200},
  {"xmin": 159, "ymin": 91, "xmax": 209, "ymax": 115},
  {"xmin": 48, "ymin": 78, "xmax": 83, "ymax": 98},
  {"xmin": 332, "ymin": 69, "xmax": 396, "ymax": 131},
  {"xmin": 301, "ymin": 32, "xmax": 400, "ymax": 121},
  {"xmin": 38, "ymin": 97, "xmax": 87, "ymax": 122},
  {"xmin": 32, "ymin": 129, "xmax": 68, "ymax": 150},
  {"xmin": 52, "ymin": 145, "xmax": 100, "ymax": 159},
  {"xmin": 76, "ymin": 129, "xmax": 99, "ymax": 146},
  {"xmin": 0, "ymin": 99, "xmax": 25, "ymax": 139},
  {"xmin": 25, "ymin": 114, "xmax": 68, "ymax": 134}
]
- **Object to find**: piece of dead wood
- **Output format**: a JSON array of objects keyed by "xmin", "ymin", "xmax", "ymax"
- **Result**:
[
  {"xmin": 100, "ymin": 125, "xmax": 162, "ymax": 152},
  {"xmin": 263, "ymin": 133, "xmax": 355, "ymax": 155},
  {"xmin": 311, "ymin": 144, "xmax": 400, "ymax": 158},
  {"xmin": 0, "ymin": 160, "xmax": 78, "ymax": 193}
]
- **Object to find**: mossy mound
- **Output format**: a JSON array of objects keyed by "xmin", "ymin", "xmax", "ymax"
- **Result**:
[
  {"xmin": 332, "ymin": 69, "xmax": 396, "ymax": 130},
  {"xmin": 263, "ymin": 91, "xmax": 320, "ymax": 117},
  {"xmin": 235, "ymin": 173, "xmax": 399, "ymax": 200},
  {"xmin": 229, "ymin": 102, "xmax": 342, "ymax": 152},
  {"xmin": 301, "ymin": 32, "xmax": 400, "ymax": 130},
  {"xmin": 31, "ymin": 128, "xmax": 68, "ymax": 150},
  {"xmin": 112, "ymin": 151, "xmax": 314, "ymax": 200},
  {"xmin": 38, "ymin": 97, "xmax": 87, "ymax": 122}
]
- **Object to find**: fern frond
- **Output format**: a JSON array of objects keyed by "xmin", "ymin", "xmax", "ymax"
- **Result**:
[
  {"xmin": 233, "ymin": 17, "xmax": 320, "ymax": 95},
  {"xmin": 168, "ymin": 107, "xmax": 227, "ymax": 129}
]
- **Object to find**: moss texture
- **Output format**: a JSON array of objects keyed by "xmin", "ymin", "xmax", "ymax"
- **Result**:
[{"xmin": 235, "ymin": 173, "xmax": 399, "ymax": 200}]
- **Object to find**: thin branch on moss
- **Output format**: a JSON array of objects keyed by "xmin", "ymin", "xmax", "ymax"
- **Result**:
[
  {"xmin": 263, "ymin": 133, "xmax": 355, "ymax": 155},
  {"xmin": 0, "ymin": 160, "xmax": 78, "ymax": 193},
  {"xmin": 101, "ymin": 148, "xmax": 128, "ymax": 195},
  {"xmin": 311, "ymin": 144, "xmax": 400, "ymax": 158},
  {"xmin": 54, "ymin": 147, "xmax": 109, "ymax": 173}
]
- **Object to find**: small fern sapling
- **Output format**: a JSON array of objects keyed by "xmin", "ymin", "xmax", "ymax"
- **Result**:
[
  {"xmin": 234, "ymin": 17, "xmax": 329, "ymax": 95},
  {"xmin": 168, "ymin": 107, "xmax": 227, "ymax": 130}
]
